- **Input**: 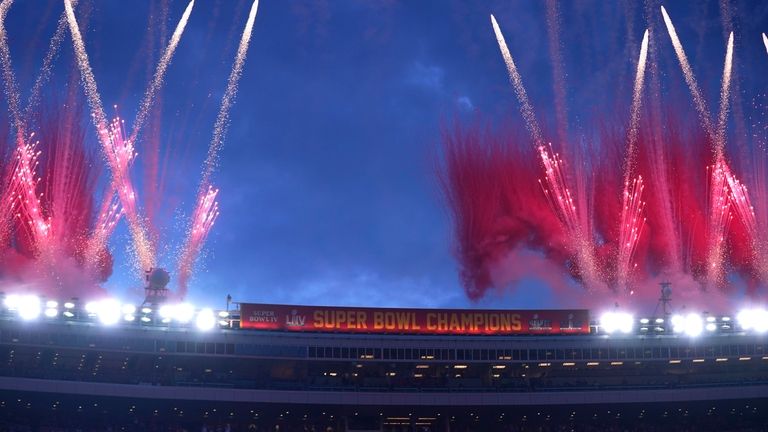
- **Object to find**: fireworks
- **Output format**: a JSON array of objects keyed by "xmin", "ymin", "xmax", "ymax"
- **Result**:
[
  {"xmin": 198, "ymin": 0, "xmax": 260, "ymax": 191},
  {"xmin": 763, "ymin": 33, "xmax": 768, "ymax": 55},
  {"xmin": 442, "ymin": 8, "xmax": 768, "ymax": 305},
  {"xmin": 177, "ymin": 186, "xmax": 220, "ymax": 297},
  {"xmin": 0, "ymin": 1, "xmax": 257, "ymax": 298}
]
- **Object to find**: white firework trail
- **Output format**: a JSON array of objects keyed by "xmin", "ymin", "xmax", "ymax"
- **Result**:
[
  {"xmin": 198, "ymin": 0, "xmax": 260, "ymax": 190},
  {"xmin": 490, "ymin": 14, "xmax": 544, "ymax": 148},
  {"xmin": 65, "ymin": 0, "xmax": 155, "ymax": 272},
  {"xmin": 490, "ymin": 13, "xmax": 603, "ymax": 291},
  {"xmin": 617, "ymin": 29, "xmax": 649, "ymax": 291},
  {"xmin": 23, "ymin": 0, "xmax": 79, "ymax": 120},
  {"xmin": 763, "ymin": 33, "xmax": 768, "ymax": 55},
  {"xmin": 0, "ymin": 0, "xmax": 23, "ymax": 139},
  {"xmin": 715, "ymin": 32, "xmax": 734, "ymax": 156},
  {"xmin": 660, "ymin": 6, "xmax": 716, "ymax": 140},
  {"xmin": 129, "ymin": 0, "xmax": 195, "ymax": 143}
]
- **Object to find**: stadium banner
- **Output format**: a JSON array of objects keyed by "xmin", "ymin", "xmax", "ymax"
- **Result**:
[{"xmin": 239, "ymin": 303, "xmax": 590, "ymax": 335}]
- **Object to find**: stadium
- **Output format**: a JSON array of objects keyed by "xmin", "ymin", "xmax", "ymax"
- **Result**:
[
  {"xmin": 0, "ymin": 272, "xmax": 766, "ymax": 431},
  {"xmin": 1, "ymin": 1, "xmax": 768, "ymax": 431}
]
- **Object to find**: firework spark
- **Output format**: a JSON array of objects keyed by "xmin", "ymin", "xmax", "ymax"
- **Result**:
[
  {"xmin": 177, "ymin": 186, "xmax": 220, "ymax": 296},
  {"xmin": 8, "ymin": 134, "xmax": 50, "ymax": 250}
]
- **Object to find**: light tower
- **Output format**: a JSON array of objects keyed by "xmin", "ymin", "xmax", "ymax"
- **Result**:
[
  {"xmin": 654, "ymin": 282, "xmax": 672, "ymax": 318},
  {"xmin": 142, "ymin": 268, "xmax": 171, "ymax": 309}
]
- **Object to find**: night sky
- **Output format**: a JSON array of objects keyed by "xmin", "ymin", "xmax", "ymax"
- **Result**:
[{"xmin": 2, "ymin": 1, "xmax": 767, "ymax": 310}]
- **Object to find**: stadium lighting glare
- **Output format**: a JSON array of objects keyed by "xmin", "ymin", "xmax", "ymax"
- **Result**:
[
  {"xmin": 218, "ymin": 311, "xmax": 229, "ymax": 318},
  {"xmin": 737, "ymin": 308, "xmax": 768, "ymax": 333},
  {"xmin": 705, "ymin": 322, "xmax": 717, "ymax": 332},
  {"xmin": 140, "ymin": 316, "xmax": 151, "ymax": 323},
  {"xmin": 158, "ymin": 305, "xmax": 173, "ymax": 319},
  {"xmin": 682, "ymin": 313, "xmax": 703, "ymax": 337},
  {"xmin": 706, "ymin": 316, "xmax": 716, "ymax": 322},
  {"xmin": 95, "ymin": 299, "xmax": 121, "ymax": 325},
  {"xmin": 218, "ymin": 319, "xmax": 229, "ymax": 327},
  {"xmin": 121, "ymin": 304, "xmax": 136, "ymax": 315},
  {"xmin": 599, "ymin": 312, "xmax": 633, "ymax": 334},
  {"xmin": 63, "ymin": 311, "xmax": 75, "ymax": 318},
  {"xmin": 671, "ymin": 314, "xmax": 684, "ymax": 333},
  {"xmin": 141, "ymin": 307, "xmax": 152, "ymax": 314},
  {"xmin": 173, "ymin": 303, "xmax": 195, "ymax": 323},
  {"xmin": 64, "ymin": 302, "xmax": 75, "ymax": 309},
  {"xmin": 655, "ymin": 318, "xmax": 664, "ymax": 324},
  {"xmin": 84, "ymin": 301, "xmax": 98, "ymax": 315},
  {"xmin": 44, "ymin": 308, "xmax": 58, "ymax": 318},
  {"xmin": 124, "ymin": 314, "xmax": 135, "ymax": 322},
  {"xmin": 639, "ymin": 318, "xmax": 649, "ymax": 324},
  {"xmin": 45, "ymin": 300, "xmax": 58, "ymax": 308},
  {"xmin": 16, "ymin": 295, "xmax": 41, "ymax": 321},
  {"xmin": 3, "ymin": 294, "xmax": 19, "ymax": 310},
  {"xmin": 196, "ymin": 309, "xmax": 216, "ymax": 331}
]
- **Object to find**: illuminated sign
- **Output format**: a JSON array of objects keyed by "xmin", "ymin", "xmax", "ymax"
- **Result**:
[{"xmin": 239, "ymin": 304, "xmax": 589, "ymax": 335}]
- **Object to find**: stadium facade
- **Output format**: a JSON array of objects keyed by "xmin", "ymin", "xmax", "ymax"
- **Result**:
[{"xmin": 0, "ymin": 294, "xmax": 767, "ymax": 431}]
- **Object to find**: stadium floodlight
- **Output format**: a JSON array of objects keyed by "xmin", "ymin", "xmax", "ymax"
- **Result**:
[
  {"xmin": 64, "ymin": 302, "xmax": 75, "ymax": 309},
  {"xmin": 195, "ymin": 308, "xmax": 216, "ymax": 331},
  {"xmin": 44, "ymin": 307, "xmax": 58, "ymax": 318},
  {"xmin": 140, "ymin": 316, "xmax": 151, "ymax": 323},
  {"xmin": 671, "ymin": 314, "xmax": 684, "ymax": 333},
  {"xmin": 218, "ymin": 311, "xmax": 229, "ymax": 318},
  {"xmin": 14, "ymin": 295, "xmax": 41, "ymax": 321},
  {"xmin": 705, "ymin": 322, "xmax": 717, "ymax": 332},
  {"xmin": 141, "ymin": 307, "xmax": 152, "ymax": 314},
  {"xmin": 123, "ymin": 314, "xmax": 135, "ymax": 322},
  {"xmin": 45, "ymin": 300, "xmax": 58, "ymax": 309},
  {"xmin": 121, "ymin": 304, "xmax": 136, "ymax": 315},
  {"xmin": 3, "ymin": 294, "xmax": 18, "ymax": 310},
  {"xmin": 95, "ymin": 299, "xmax": 121, "ymax": 325},
  {"xmin": 63, "ymin": 311, "xmax": 75, "ymax": 318},
  {"xmin": 173, "ymin": 303, "xmax": 195, "ymax": 324},
  {"xmin": 737, "ymin": 308, "xmax": 768, "ymax": 333},
  {"xmin": 17, "ymin": 296, "xmax": 41, "ymax": 320},
  {"xmin": 84, "ymin": 301, "xmax": 98, "ymax": 316},
  {"xmin": 158, "ymin": 305, "xmax": 174, "ymax": 320},
  {"xmin": 682, "ymin": 313, "xmax": 703, "ymax": 337},
  {"xmin": 599, "ymin": 312, "xmax": 633, "ymax": 334}
]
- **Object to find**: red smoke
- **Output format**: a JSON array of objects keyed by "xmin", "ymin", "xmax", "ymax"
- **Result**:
[
  {"xmin": 0, "ymin": 103, "xmax": 111, "ymax": 298},
  {"xmin": 440, "ymin": 116, "xmax": 764, "ymax": 308}
]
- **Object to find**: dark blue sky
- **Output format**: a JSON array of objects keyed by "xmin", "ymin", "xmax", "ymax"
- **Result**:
[{"xmin": 3, "ymin": 1, "xmax": 767, "ymax": 309}]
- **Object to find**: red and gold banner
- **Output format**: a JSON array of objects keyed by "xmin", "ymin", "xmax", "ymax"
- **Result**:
[{"xmin": 239, "ymin": 303, "xmax": 590, "ymax": 335}]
